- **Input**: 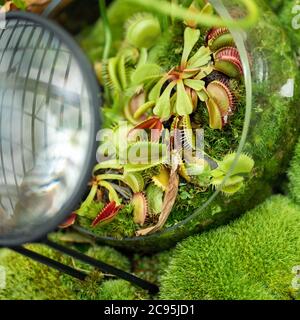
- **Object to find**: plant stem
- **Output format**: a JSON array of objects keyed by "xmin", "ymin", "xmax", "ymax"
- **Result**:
[{"xmin": 99, "ymin": 0, "xmax": 112, "ymax": 60}]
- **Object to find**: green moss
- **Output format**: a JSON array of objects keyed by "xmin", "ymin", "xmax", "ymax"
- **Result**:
[
  {"xmin": 133, "ymin": 250, "xmax": 174, "ymax": 285},
  {"xmin": 0, "ymin": 245, "xmax": 77, "ymax": 300},
  {"xmin": 265, "ymin": 0, "xmax": 284, "ymax": 12},
  {"xmin": 99, "ymin": 280, "xmax": 144, "ymax": 300},
  {"xmin": 0, "ymin": 243, "xmax": 145, "ymax": 300},
  {"xmin": 160, "ymin": 196, "xmax": 300, "ymax": 300},
  {"xmin": 288, "ymin": 138, "xmax": 300, "ymax": 204},
  {"xmin": 277, "ymin": 0, "xmax": 300, "ymax": 56}
]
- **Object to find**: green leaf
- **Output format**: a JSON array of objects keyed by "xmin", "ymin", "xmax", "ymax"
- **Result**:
[
  {"xmin": 124, "ymin": 163, "xmax": 162, "ymax": 173},
  {"xmin": 219, "ymin": 153, "xmax": 255, "ymax": 176},
  {"xmin": 175, "ymin": 80, "xmax": 194, "ymax": 116},
  {"xmin": 146, "ymin": 184, "xmax": 164, "ymax": 215},
  {"xmin": 184, "ymin": 79, "xmax": 205, "ymax": 91},
  {"xmin": 149, "ymin": 75, "xmax": 169, "ymax": 101},
  {"xmin": 194, "ymin": 65, "xmax": 214, "ymax": 80},
  {"xmin": 12, "ymin": 0, "xmax": 26, "ymax": 10},
  {"xmin": 93, "ymin": 161, "xmax": 123, "ymax": 173},
  {"xmin": 153, "ymin": 81, "xmax": 176, "ymax": 119},
  {"xmin": 77, "ymin": 200, "xmax": 104, "ymax": 220},
  {"xmin": 80, "ymin": 184, "xmax": 98, "ymax": 211},
  {"xmin": 98, "ymin": 181, "xmax": 122, "ymax": 205},
  {"xmin": 200, "ymin": 2, "xmax": 214, "ymax": 15},
  {"xmin": 182, "ymin": 70, "xmax": 199, "ymax": 79},
  {"xmin": 96, "ymin": 173, "xmax": 144, "ymax": 193},
  {"xmin": 131, "ymin": 63, "xmax": 162, "ymax": 85},
  {"xmin": 108, "ymin": 57, "xmax": 122, "ymax": 91},
  {"xmin": 123, "ymin": 172, "xmax": 145, "ymax": 193},
  {"xmin": 187, "ymin": 46, "xmax": 212, "ymax": 68},
  {"xmin": 134, "ymin": 101, "xmax": 156, "ymax": 119},
  {"xmin": 196, "ymin": 90, "xmax": 209, "ymax": 102},
  {"xmin": 212, "ymin": 175, "xmax": 245, "ymax": 194},
  {"xmin": 118, "ymin": 55, "xmax": 128, "ymax": 90},
  {"xmin": 181, "ymin": 27, "xmax": 201, "ymax": 66}
]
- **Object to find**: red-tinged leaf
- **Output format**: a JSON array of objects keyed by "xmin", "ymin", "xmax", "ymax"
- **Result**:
[
  {"xmin": 91, "ymin": 201, "xmax": 122, "ymax": 227},
  {"xmin": 128, "ymin": 117, "xmax": 163, "ymax": 142},
  {"xmin": 130, "ymin": 117, "xmax": 161, "ymax": 130},
  {"xmin": 59, "ymin": 213, "xmax": 77, "ymax": 229},
  {"xmin": 151, "ymin": 119, "xmax": 163, "ymax": 142}
]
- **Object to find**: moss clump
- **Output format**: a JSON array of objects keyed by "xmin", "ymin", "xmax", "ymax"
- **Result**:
[
  {"xmin": 0, "ymin": 245, "xmax": 77, "ymax": 300},
  {"xmin": 99, "ymin": 280, "xmax": 143, "ymax": 300},
  {"xmin": 0, "ymin": 243, "xmax": 146, "ymax": 300},
  {"xmin": 265, "ymin": 0, "xmax": 284, "ymax": 12},
  {"xmin": 277, "ymin": 0, "xmax": 300, "ymax": 57},
  {"xmin": 133, "ymin": 250, "xmax": 174, "ymax": 285},
  {"xmin": 160, "ymin": 196, "xmax": 300, "ymax": 300},
  {"xmin": 288, "ymin": 138, "xmax": 300, "ymax": 204}
]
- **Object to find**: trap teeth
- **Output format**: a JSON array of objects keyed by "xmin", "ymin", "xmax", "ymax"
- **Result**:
[
  {"xmin": 207, "ymin": 28, "xmax": 235, "ymax": 52},
  {"xmin": 207, "ymin": 80, "xmax": 235, "ymax": 116},
  {"xmin": 214, "ymin": 47, "xmax": 243, "ymax": 78},
  {"xmin": 205, "ymin": 80, "xmax": 236, "ymax": 129}
]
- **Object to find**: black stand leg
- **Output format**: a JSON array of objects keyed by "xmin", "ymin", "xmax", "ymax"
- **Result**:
[
  {"xmin": 10, "ymin": 246, "xmax": 87, "ymax": 281},
  {"xmin": 9, "ymin": 239, "xmax": 159, "ymax": 294},
  {"xmin": 43, "ymin": 238, "xmax": 159, "ymax": 294}
]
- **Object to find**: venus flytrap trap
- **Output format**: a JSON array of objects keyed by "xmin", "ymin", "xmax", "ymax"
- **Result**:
[{"xmin": 211, "ymin": 153, "xmax": 254, "ymax": 195}]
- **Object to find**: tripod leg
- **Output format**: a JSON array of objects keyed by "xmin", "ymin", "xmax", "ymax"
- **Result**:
[
  {"xmin": 44, "ymin": 238, "xmax": 159, "ymax": 294},
  {"xmin": 10, "ymin": 246, "xmax": 87, "ymax": 281}
]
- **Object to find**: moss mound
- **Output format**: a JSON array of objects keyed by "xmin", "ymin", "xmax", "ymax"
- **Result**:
[
  {"xmin": 288, "ymin": 138, "xmax": 300, "ymax": 204},
  {"xmin": 266, "ymin": 0, "xmax": 284, "ymax": 12},
  {"xmin": 160, "ymin": 196, "xmax": 300, "ymax": 300},
  {"xmin": 0, "ymin": 243, "xmax": 146, "ymax": 300},
  {"xmin": 277, "ymin": 0, "xmax": 300, "ymax": 56}
]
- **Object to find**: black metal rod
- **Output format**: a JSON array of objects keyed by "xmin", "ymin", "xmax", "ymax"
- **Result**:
[
  {"xmin": 10, "ymin": 246, "xmax": 87, "ymax": 281},
  {"xmin": 43, "ymin": 238, "xmax": 159, "ymax": 294}
]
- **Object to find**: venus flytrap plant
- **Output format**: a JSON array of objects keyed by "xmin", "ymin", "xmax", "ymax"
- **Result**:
[
  {"xmin": 71, "ymin": 0, "xmax": 256, "ymax": 237},
  {"xmin": 148, "ymin": 24, "xmax": 213, "ymax": 118}
]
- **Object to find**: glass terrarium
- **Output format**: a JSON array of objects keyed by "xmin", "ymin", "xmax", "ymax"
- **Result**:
[{"xmin": 70, "ymin": 0, "xmax": 299, "ymax": 253}]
